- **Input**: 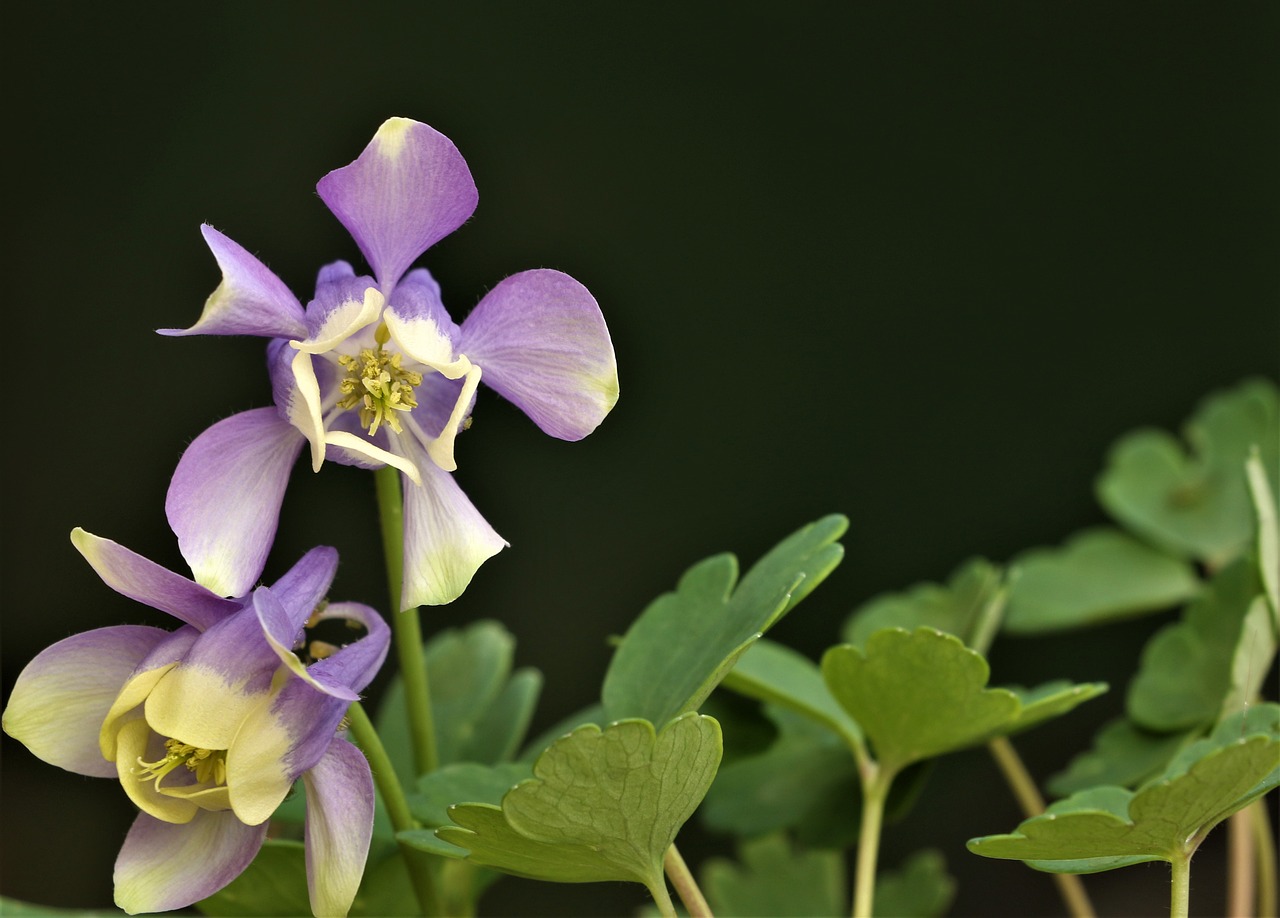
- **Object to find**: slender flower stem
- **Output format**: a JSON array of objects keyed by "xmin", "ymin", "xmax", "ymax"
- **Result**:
[
  {"xmin": 1227, "ymin": 807, "xmax": 1256, "ymax": 917},
  {"xmin": 346, "ymin": 701, "xmax": 443, "ymax": 917},
  {"xmin": 664, "ymin": 843, "xmax": 713, "ymax": 917},
  {"xmin": 1170, "ymin": 853, "xmax": 1192, "ymax": 918},
  {"xmin": 375, "ymin": 466, "xmax": 439, "ymax": 775},
  {"xmin": 987, "ymin": 737, "xmax": 1096, "ymax": 918},
  {"xmin": 852, "ymin": 765, "xmax": 890, "ymax": 918},
  {"xmin": 1252, "ymin": 798, "xmax": 1277, "ymax": 918}
]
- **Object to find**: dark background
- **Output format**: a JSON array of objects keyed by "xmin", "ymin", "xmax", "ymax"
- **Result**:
[{"xmin": 3, "ymin": 4, "xmax": 1277, "ymax": 916}]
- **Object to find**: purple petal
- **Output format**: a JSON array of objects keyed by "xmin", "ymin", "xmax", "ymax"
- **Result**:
[
  {"xmin": 167, "ymin": 408, "xmax": 305, "ymax": 598},
  {"xmin": 114, "ymin": 809, "xmax": 268, "ymax": 914},
  {"xmin": 410, "ymin": 373, "xmax": 472, "ymax": 441},
  {"xmin": 306, "ymin": 602, "xmax": 391, "ymax": 696},
  {"xmin": 399, "ymin": 442, "xmax": 508, "ymax": 609},
  {"xmin": 100, "ymin": 628, "xmax": 201, "ymax": 763},
  {"xmin": 267, "ymin": 546, "xmax": 339, "ymax": 620},
  {"xmin": 386, "ymin": 267, "xmax": 461, "ymax": 346},
  {"xmin": 2, "ymin": 625, "xmax": 171, "ymax": 778},
  {"xmin": 226, "ymin": 677, "xmax": 347, "ymax": 826},
  {"xmin": 317, "ymin": 118, "xmax": 478, "ymax": 291},
  {"xmin": 303, "ymin": 265, "xmax": 381, "ymax": 341},
  {"xmin": 160, "ymin": 225, "xmax": 307, "ymax": 339},
  {"xmin": 70, "ymin": 529, "xmax": 239, "ymax": 630},
  {"xmin": 144, "ymin": 603, "xmax": 279, "ymax": 751},
  {"xmin": 460, "ymin": 269, "xmax": 619, "ymax": 440},
  {"xmin": 253, "ymin": 587, "xmax": 358, "ymax": 704},
  {"xmin": 303, "ymin": 738, "xmax": 375, "ymax": 918}
]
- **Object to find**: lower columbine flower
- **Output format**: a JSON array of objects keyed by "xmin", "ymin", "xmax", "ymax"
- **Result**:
[
  {"xmin": 161, "ymin": 116, "xmax": 619, "ymax": 609},
  {"xmin": 1, "ymin": 530, "xmax": 389, "ymax": 917}
]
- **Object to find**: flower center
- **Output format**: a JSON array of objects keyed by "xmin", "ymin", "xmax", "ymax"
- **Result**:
[
  {"xmin": 133, "ymin": 738, "xmax": 228, "ymax": 789},
  {"xmin": 336, "ymin": 322, "xmax": 422, "ymax": 435}
]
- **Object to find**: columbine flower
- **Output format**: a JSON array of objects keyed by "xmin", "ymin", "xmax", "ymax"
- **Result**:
[
  {"xmin": 162, "ymin": 117, "xmax": 619, "ymax": 609},
  {"xmin": 1, "ymin": 530, "xmax": 389, "ymax": 916}
]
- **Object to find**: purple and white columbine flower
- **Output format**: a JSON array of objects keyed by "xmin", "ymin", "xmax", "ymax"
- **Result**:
[
  {"xmin": 162, "ymin": 117, "xmax": 619, "ymax": 609},
  {"xmin": 1, "ymin": 531, "xmax": 389, "ymax": 916}
]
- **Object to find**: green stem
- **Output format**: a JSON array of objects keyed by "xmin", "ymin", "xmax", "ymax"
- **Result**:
[
  {"xmin": 1253, "ymin": 798, "xmax": 1277, "ymax": 918},
  {"xmin": 966, "ymin": 578, "xmax": 1009, "ymax": 658},
  {"xmin": 346, "ymin": 701, "xmax": 443, "ymax": 916},
  {"xmin": 1170, "ymin": 853, "xmax": 1191, "ymax": 918},
  {"xmin": 647, "ymin": 873, "xmax": 678, "ymax": 918},
  {"xmin": 664, "ymin": 843, "xmax": 713, "ymax": 917},
  {"xmin": 987, "ymin": 737, "xmax": 1096, "ymax": 918},
  {"xmin": 852, "ymin": 765, "xmax": 891, "ymax": 918},
  {"xmin": 375, "ymin": 466, "xmax": 439, "ymax": 775}
]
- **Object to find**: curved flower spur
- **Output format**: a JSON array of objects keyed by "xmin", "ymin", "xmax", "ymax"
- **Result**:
[
  {"xmin": 162, "ymin": 118, "xmax": 619, "ymax": 609},
  {"xmin": 1, "ymin": 532, "xmax": 390, "ymax": 916}
]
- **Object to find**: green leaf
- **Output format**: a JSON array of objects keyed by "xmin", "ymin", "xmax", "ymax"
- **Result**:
[
  {"xmin": 969, "ymin": 710, "xmax": 1280, "ymax": 872},
  {"xmin": 602, "ymin": 515, "xmax": 847, "ymax": 728},
  {"xmin": 873, "ymin": 849, "xmax": 956, "ymax": 918},
  {"xmin": 1047, "ymin": 718, "xmax": 1195, "ymax": 796},
  {"xmin": 721, "ymin": 637, "xmax": 863, "ymax": 749},
  {"xmin": 1003, "ymin": 528, "xmax": 1200, "ymax": 633},
  {"xmin": 701, "ymin": 705, "xmax": 861, "ymax": 846},
  {"xmin": 1127, "ymin": 558, "xmax": 1263, "ymax": 731},
  {"xmin": 1096, "ymin": 377, "xmax": 1279, "ymax": 568},
  {"xmin": 823, "ymin": 628, "xmax": 1101, "ymax": 774},
  {"xmin": 842, "ymin": 557, "xmax": 1002, "ymax": 649},
  {"xmin": 409, "ymin": 762, "xmax": 533, "ymax": 827},
  {"xmin": 377, "ymin": 620, "xmax": 541, "ymax": 783},
  {"xmin": 432, "ymin": 715, "xmax": 722, "ymax": 893},
  {"xmin": 195, "ymin": 840, "xmax": 310, "ymax": 917},
  {"xmin": 701, "ymin": 833, "xmax": 846, "ymax": 917},
  {"xmin": 1007, "ymin": 681, "xmax": 1110, "ymax": 734}
]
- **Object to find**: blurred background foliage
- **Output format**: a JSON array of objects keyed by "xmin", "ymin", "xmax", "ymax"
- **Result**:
[{"xmin": 3, "ymin": 3, "xmax": 1276, "ymax": 915}]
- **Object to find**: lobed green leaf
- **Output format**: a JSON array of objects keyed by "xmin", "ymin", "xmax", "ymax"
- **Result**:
[
  {"xmin": 842, "ymin": 557, "xmax": 1002, "ymax": 649},
  {"xmin": 701, "ymin": 833, "xmax": 846, "ymax": 917},
  {"xmin": 1003, "ymin": 528, "xmax": 1199, "ymax": 633},
  {"xmin": 1126, "ymin": 558, "xmax": 1262, "ymax": 731},
  {"xmin": 823, "ymin": 628, "xmax": 1100, "ymax": 774},
  {"xmin": 602, "ymin": 515, "xmax": 847, "ymax": 728},
  {"xmin": 432, "ymin": 715, "xmax": 722, "ymax": 891},
  {"xmin": 1095, "ymin": 377, "xmax": 1278, "ymax": 569}
]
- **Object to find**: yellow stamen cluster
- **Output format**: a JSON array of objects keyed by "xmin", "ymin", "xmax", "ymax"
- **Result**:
[
  {"xmin": 133, "ymin": 739, "xmax": 228, "ymax": 788},
  {"xmin": 336, "ymin": 323, "xmax": 422, "ymax": 435}
]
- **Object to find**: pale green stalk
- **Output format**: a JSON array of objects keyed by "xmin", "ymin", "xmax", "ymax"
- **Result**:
[
  {"xmin": 346, "ymin": 701, "xmax": 443, "ymax": 916},
  {"xmin": 987, "ymin": 737, "xmax": 1095, "ymax": 918},
  {"xmin": 1170, "ymin": 853, "xmax": 1192, "ymax": 918},
  {"xmin": 375, "ymin": 466, "xmax": 439, "ymax": 774},
  {"xmin": 852, "ymin": 765, "xmax": 890, "ymax": 918},
  {"xmin": 1227, "ymin": 807, "xmax": 1255, "ymax": 917},
  {"xmin": 664, "ymin": 843, "xmax": 713, "ymax": 917}
]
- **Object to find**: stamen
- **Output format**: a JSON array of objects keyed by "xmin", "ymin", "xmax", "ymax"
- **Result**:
[
  {"xmin": 132, "ymin": 738, "xmax": 227, "ymax": 790},
  {"xmin": 336, "ymin": 323, "xmax": 422, "ymax": 435}
]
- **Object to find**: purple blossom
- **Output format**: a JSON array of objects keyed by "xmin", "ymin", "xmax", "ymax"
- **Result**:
[
  {"xmin": 162, "ymin": 118, "xmax": 619, "ymax": 609},
  {"xmin": 1, "ymin": 530, "xmax": 389, "ymax": 916}
]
